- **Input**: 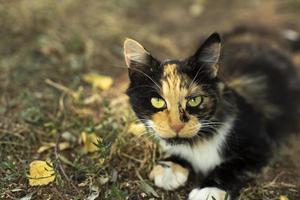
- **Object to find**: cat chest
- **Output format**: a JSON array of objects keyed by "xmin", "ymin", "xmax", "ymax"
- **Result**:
[
  {"xmin": 162, "ymin": 140, "xmax": 224, "ymax": 175},
  {"xmin": 160, "ymin": 117, "xmax": 234, "ymax": 175}
]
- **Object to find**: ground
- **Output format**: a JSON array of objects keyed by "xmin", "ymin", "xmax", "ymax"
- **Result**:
[{"xmin": 0, "ymin": 0, "xmax": 300, "ymax": 199}]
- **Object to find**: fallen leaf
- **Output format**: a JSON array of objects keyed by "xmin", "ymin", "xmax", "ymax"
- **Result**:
[
  {"xmin": 37, "ymin": 142, "xmax": 70, "ymax": 153},
  {"xmin": 99, "ymin": 158, "xmax": 105, "ymax": 165},
  {"xmin": 58, "ymin": 142, "xmax": 70, "ymax": 151},
  {"xmin": 127, "ymin": 122, "xmax": 146, "ymax": 137},
  {"xmin": 280, "ymin": 195, "xmax": 289, "ymax": 200},
  {"xmin": 83, "ymin": 73, "xmax": 113, "ymax": 90},
  {"xmin": 81, "ymin": 132, "xmax": 101, "ymax": 153},
  {"xmin": 28, "ymin": 160, "xmax": 55, "ymax": 186},
  {"xmin": 37, "ymin": 143, "xmax": 54, "ymax": 153}
]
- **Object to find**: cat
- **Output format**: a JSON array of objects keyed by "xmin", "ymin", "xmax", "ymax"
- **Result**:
[{"xmin": 124, "ymin": 27, "xmax": 300, "ymax": 200}]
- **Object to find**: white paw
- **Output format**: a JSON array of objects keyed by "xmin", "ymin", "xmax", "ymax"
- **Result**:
[
  {"xmin": 149, "ymin": 161, "xmax": 189, "ymax": 191},
  {"xmin": 188, "ymin": 187, "xmax": 229, "ymax": 200}
]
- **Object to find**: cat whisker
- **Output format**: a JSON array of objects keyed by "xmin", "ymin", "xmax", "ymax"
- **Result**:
[
  {"xmin": 103, "ymin": 64, "xmax": 162, "ymax": 91},
  {"xmin": 188, "ymin": 63, "xmax": 207, "ymax": 90},
  {"xmin": 129, "ymin": 67, "xmax": 162, "ymax": 90}
]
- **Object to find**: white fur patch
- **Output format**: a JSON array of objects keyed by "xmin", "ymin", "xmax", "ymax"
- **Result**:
[
  {"xmin": 189, "ymin": 187, "xmax": 229, "ymax": 200},
  {"xmin": 160, "ymin": 117, "xmax": 234, "ymax": 175},
  {"xmin": 149, "ymin": 162, "xmax": 188, "ymax": 191}
]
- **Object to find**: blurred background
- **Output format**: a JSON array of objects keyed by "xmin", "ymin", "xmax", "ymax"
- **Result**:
[{"xmin": 1, "ymin": 0, "xmax": 300, "ymax": 199}]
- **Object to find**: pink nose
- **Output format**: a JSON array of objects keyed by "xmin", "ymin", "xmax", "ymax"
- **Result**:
[{"xmin": 171, "ymin": 123, "xmax": 184, "ymax": 133}]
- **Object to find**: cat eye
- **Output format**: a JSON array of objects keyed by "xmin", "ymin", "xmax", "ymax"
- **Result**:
[
  {"xmin": 187, "ymin": 96, "xmax": 203, "ymax": 107},
  {"xmin": 151, "ymin": 97, "xmax": 166, "ymax": 109}
]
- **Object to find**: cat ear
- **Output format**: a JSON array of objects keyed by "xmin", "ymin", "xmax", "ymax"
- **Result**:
[
  {"xmin": 191, "ymin": 32, "xmax": 221, "ymax": 78},
  {"xmin": 124, "ymin": 38, "xmax": 154, "ymax": 71},
  {"xmin": 124, "ymin": 39, "xmax": 160, "ymax": 81}
]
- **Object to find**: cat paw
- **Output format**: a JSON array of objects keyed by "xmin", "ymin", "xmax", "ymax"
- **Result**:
[
  {"xmin": 149, "ymin": 161, "xmax": 189, "ymax": 191},
  {"xmin": 188, "ymin": 187, "xmax": 229, "ymax": 200}
]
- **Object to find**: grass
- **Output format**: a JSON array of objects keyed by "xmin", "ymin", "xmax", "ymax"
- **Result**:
[{"xmin": 0, "ymin": 0, "xmax": 300, "ymax": 199}]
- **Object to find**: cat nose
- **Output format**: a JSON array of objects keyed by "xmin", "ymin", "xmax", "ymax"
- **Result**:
[{"xmin": 171, "ymin": 123, "xmax": 184, "ymax": 133}]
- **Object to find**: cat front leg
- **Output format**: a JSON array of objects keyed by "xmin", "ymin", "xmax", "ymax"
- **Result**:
[
  {"xmin": 188, "ymin": 159, "xmax": 258, "ymax": 200},
  {"xmin": 149, "ymin": 156, "xmax": 192, "ymax": 191},
  {"xmin": 149, "ymin": 161, "xmax": 189, "ymax": 190}
]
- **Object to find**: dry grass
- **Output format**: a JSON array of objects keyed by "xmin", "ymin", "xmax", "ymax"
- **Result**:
[{"xmin": 0, "ymin": 0, "xmax": 300, "ymax": 199}]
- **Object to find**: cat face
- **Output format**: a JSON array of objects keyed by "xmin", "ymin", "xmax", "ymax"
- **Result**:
[{"xmin": 125, "ymin": 33, "xmax": 222, "ymax": 143}]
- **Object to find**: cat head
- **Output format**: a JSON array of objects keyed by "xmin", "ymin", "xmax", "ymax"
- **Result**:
[{"xmin": 124, "ymin": 33, "xmax": 223, "ymax": 144}]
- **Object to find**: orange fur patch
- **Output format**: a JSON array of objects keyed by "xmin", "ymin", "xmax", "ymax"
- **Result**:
[
  {"xmin": 150, "ymin": 63, "xmax": 203, "ymax": 139},
  {"xmin": 149, "ymin": 164, "xmax": 164, "ymax": 180},
  {"xmin": 149, "ymin": 161, "xmax": 189, "ymax": 180}
]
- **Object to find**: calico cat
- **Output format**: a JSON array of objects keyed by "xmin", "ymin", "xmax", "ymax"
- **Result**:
[{"xmin": 124, "ymin": 28, "xmax": 300, "ymax": 200}]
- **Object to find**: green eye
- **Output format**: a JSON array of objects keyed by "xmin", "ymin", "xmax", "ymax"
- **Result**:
[
  {"xmin": 187, "ymin": 96, "xmax": 203, "ymax": 107},
  {"xmin": 151, "ymin": 97, "xmax": 166, "ymax": 109}
]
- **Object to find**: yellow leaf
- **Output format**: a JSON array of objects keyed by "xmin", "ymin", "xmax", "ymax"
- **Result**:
[
  {"xmin": 58, "ymin": 142, "xmax": 70, "ymax": 151},
  {"xmin": 99, "ymin": 158, "xmax": 105, "ymax": 165},
  {"xmin": 37, "ymin": 142, "xmax": 70, "ymax": 153},
  {"xmin": 37, "ymin": 143, "xmax": 55, "ymax": 153},
  {"xmin": 28, "ymin": 160, "xmax": 55, "ymax": 186},
  {"xmin": 83, "ymin": 73, "xmax": 113, "ymax": 91},
  {"xmin": 280, "ymin": 195, "xmax": 289, "ymax": 200},
  {"xmin": 127, "ymin": 122, "xmax": 146, "ymax": 137},
  {"xmin": 81, "ymin": 132, "xmax": 101, "ymax": 153}
]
